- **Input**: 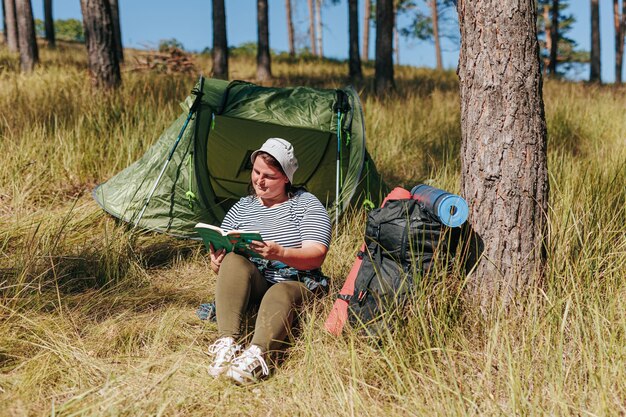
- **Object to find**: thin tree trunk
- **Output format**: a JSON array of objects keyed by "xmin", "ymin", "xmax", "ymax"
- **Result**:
[
  {"xmin": 549, "ymin": 0, "xmax": 558, "ymax": 75},
  {"xmin": 348, "ymin": 0, "xmax": 362, "ymax": 80},
  {"xmin": 80, "ymin": 0, "xmax": 121, "ymax": 89},
  {"xmin": 393, "ymin": 8, "xmax": 399, "ymax": 65},
  {"xmin": 2, "ymin": 1, "xmax": 6, "ymax": 44},
  {"xmin": 543, "ymin": 3, "xmax": 551, "ymax": 76},
  {"xmin": 590, "ymin": 0, "xmax": 601, "ymax": 83},
  {"xmin": 212, "ymin": 0, "xmax": 228, "ymax": 79},
  {"xmin": 256, "ymin": 0, "xmax": 272, "ymax": 81},
  {"xmin": 623, "ymin": 0, "xmax": 626, "ymax": 82},
  {"xmin": 307, "ymin": 0, "xmax": 316, "ymax": 55},
  {"xmin": 43, "ymin": 0, "xmax": 54, "ymax": 48},
  {"xmin": 15, "ymin": 0, "xmax": 38, "ymax": 72},
  {"xmin": 614, "ymin": 0, "xmax": 624, "ymax": 84},
  {"xmin": 375, "ymin": 0, "xmax": 394, "ymax": 95},
  {"xmin": 286, "ymin": 0, "xmax": 295, "ymax": 57},
  {"xmin": 4, "ymin": 0, "xmax": 19, "ymax": 52},
  {"xmin": 362, "ymin": 0, "xmax": 370, "ymax": 61},
  {"xmin": 431, "ymin": 0, "xmax": 442, "ymax": 69},
  {"xmin": 315, "ymin": 0, "xmax": 323, "ymax": 57},
  {"xmin": 457, "ymin": 0, "xmax": 549, "ymax": 311},
  {"xmin": 109, "ymin": 0, "xmax": 123, "ymax": 62}
]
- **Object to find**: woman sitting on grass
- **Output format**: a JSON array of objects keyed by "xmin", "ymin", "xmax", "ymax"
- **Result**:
[{"xmin": 207, "ymin": 137, "xmax": 332, "ymax": 385}]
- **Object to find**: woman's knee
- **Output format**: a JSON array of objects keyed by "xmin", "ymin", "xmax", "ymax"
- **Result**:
[
  {"xmin": 219, "ymin": 253, "xmax": 255, "ymax": 280},
  {"xmin": 263, "ymin": 281, "xmax": 309, "ymax": 307}
]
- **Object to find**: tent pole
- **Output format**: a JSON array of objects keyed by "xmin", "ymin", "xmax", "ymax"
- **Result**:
[
  {"xmin": 133, "ymin": 76, "xmax": 205, "ymax": 229},
  {"xmin": 335, "ymin": 111, "xmax": 341, "ymax": 236},
  {"xmin": 335, "ymin": 151, "xmax": 339, "ymax": 234}
]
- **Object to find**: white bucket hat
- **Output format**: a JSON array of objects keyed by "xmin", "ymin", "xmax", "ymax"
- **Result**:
[{"xmin": 250, "ymin": 138, "xmax": 299, "ymax": 183}]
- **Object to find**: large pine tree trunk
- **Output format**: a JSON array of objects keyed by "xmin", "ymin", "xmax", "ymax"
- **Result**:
[
  {"xmin": 80, "ymin": 0, "xmax": 121, "ymax": 89},
  {"xmin": 431, "ymin": 0, "xmax": 442, "ymax": 69},
  {"xmin": 4, "ymin": 0, "xmax": 19, "ymax": 52},
  {"xmin": 457, "ymin": 0, "xmax": 549, "ymax": 311},
  {"xmin": 256, "ymin": 0, "xmax": 272, "ymax": 81},
  {"xmin": 614, "ymin": 0, "xmax": 624, "ymax": 84},
  {"xmin": 109, "ymin": 0, "xmax": 123, "ymax": 63},
  {"xmin": 348, "ymin": 0, "xmax": 362, "ymax": 80},
  {"xmin": 15, "ymin": 0, "xmax": 38, "ymax": 72},
  {"xmin": 286, "ymin": 0, "xmax": 295, "ymax": 57},
  {"xmin": 43, "ymin": 0, "xmax": 55, "ymax": 48},
  {"xmin": 212, "ymin": 0, "xmax": 228, "ymax": 79},
  {"xmin": 362, "ymin": 0, "xmax": 370, "ymax": 61},
  {"xmin": 375, "ymin": 0, "xmax": 394, "ymax": 95},
  {"xmin": 548, "ymin": 0, "xmax": 558, "ymax": 75},
  {"xmin": 307, "ymin": 0, "xmax": 316, "ymax": 56},
  {"xmin": 590, "ymin": 0, "xmax": 601, "ymax": 82}
]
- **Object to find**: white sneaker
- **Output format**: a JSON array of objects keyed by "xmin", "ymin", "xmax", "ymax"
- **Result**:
[
  {"xmin": 225, "ymin": 344, "xmax": 270, "ymax": 385},
  {"xmin": 207, "ymin": 337, "xmax": 242, "ymax": 377}
]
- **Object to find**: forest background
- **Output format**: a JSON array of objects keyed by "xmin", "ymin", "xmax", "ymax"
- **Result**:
[{"xmin": 6, "ymin": 0, "xmax": 626, "ymax": 83}]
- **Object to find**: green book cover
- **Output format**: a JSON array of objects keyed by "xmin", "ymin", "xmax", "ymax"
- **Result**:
[{"xmin": 194, "ymin": 222, "xmax": 263, "ymax": 258}]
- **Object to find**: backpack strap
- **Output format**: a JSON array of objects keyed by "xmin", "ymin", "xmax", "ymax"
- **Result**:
[
  {"xmin": 337, "ymin": 294, "xmax": 352, "ymax": 302},
  {"xmin": 353, "ymin": 240, "xmax": 382, "ymax": 306}
]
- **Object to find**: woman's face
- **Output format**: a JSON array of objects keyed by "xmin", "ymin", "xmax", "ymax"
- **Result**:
[{"xmin": 251, "ymin": 155, "xmax": 289, "ymax": 202}]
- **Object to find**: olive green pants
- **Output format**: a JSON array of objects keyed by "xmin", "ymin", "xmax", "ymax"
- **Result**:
[{"xmin": 215, "ymin": 253, "xmax": 313, "ymax": 352}]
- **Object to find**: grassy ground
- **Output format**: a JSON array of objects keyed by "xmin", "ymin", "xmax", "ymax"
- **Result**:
[{"xmin": 0, "ymin": 43, "xmax": 625, "ymax": 416}]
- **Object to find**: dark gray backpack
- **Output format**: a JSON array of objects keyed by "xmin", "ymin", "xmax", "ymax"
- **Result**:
[{"xmin": 347, "ymin": 199, "xmax": 452, "ymax": 333}]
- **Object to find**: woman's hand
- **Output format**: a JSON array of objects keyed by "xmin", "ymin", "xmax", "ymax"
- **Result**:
[
  {"xmin": 209, "ymin": 244, "xmax": 226, "ymax": 273},
  {"xmin": 249, "ymin": 240, "xmax": 327, "ymax": 271},
  {"xmin": 248, "ymin": 240, "xmax": 285, "ymax": 260}
]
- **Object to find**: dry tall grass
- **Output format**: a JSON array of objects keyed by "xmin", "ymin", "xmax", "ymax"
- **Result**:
[{"xmin": 0, "ymin": 42, "xmax": 624, "ymax": 416}]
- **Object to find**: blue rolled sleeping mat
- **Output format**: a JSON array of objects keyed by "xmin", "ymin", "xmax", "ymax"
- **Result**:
[{"xmin": 410, "ymin": 184, "xmax": 469, "ymax": 228}]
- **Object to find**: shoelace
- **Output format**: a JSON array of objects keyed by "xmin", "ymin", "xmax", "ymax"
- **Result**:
[
  {"xmin": 208, "ymin": 338, "xmax": 235, "ymax": 357},
  {"xmin": 234, "ymin": 348, "xmax": 269, "ymax": 376}
]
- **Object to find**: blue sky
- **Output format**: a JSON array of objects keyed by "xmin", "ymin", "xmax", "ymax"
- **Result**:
[{"xmin": 19, "ymin": 0, "xmax": 625, "ymax": 83}]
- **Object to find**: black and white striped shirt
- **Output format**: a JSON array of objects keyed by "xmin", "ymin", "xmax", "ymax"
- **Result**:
[{"xmin": 221, "ymin": 189, "xmax": 332, "ymax": 283}]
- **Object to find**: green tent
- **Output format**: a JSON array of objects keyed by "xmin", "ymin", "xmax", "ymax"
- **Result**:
[{"xmin": 93, "ymin": 77, "xmax": 386, "ymax": 238}]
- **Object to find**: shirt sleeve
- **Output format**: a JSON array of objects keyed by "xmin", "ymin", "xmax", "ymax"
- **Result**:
[{"xmin": 299, "ymin": 193, "xmax": 332, "ymax": 248}]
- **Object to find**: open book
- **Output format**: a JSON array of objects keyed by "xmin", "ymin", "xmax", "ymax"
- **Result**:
[{"xmin": 194, "ymin": 222, "xmax": 263, "ymax": 258}]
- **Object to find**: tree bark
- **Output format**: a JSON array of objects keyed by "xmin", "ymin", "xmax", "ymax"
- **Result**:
[
  {"xmin": 590, "ymin": 0, "xmax": 601, "ymax": 83},
  {"xmin": 431, "ymin": 0, "xmax": 443, "ymax": 69},
  {"xmin": 80, "ymin": 0, "xmax": 121, "ymax": 89},
  {"xmin": 43, "ymin": 0, "xmax": 54, "ymax": 48},
  {"xmin": 457, "ymin": 0, "xmax": 549, "ymax": 311},
  {"xmin": 548, "ymin": 0, "xmax": 558, "ymax": 75},
  {"xmin": 286, "ymin": 0, "xmax": 295, "ymax": 57},
  {"xmin": 307, "ymin": 0, "xmax": 316, "ymax": 55},
  {"xmin": 109, "ymin": 0, "xmax": 123, "ymax": 62},
  {"xmin": 348, "ymin": 0, "xmax": 362, "ymax": 81},
  {"xmin": 15, "ymin": 0, "xmax": 38, "ymax": 72},
  {"xmin": 362, "ymin": 0, "xmax": 370, "ymax": 61},
  {"xmin": 4, "ymin": 0, "xmax": 19, "ymax": 52},
  {"xmin": 256, "ymin": 0, "xmax": 271, "ymax": 81},
  {"xmin": 212, "ymin": 0, "xmax": 228, "ymax": 79},
  {"xmin": 315, "ymin": 0, "xmax": 323, "ymax": 57},
  {"xmin": 375, "ymin": 0, "xmax": 394, "ymax": 95},
  {"xmin": 614, "ymin": 0, "xmax": 624, "ymax": 84}
]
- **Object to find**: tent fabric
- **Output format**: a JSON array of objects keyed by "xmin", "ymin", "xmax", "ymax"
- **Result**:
[{"xmin": 93, "ymin": 77, "xmax": 386, "ymax": 238}]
